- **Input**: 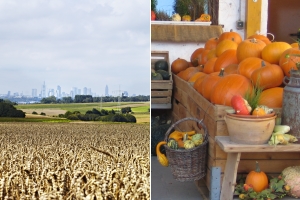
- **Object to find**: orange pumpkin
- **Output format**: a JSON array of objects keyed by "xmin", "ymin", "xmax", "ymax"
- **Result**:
[
  {"xmin": 198, "ymin": 49, "xmax": 211, "ymax": 65},
  {"xmin": 251, "ymin": 63, "xmax": 284, "ymax": 90},
  {"xmin": 237, "ymin": 57, "xmax": 269, "ymax": 80},
  {"xmin": 214, "ymin": 49, "xmax": 238, "ymax": 72},
  {"xmin": 210, "ymin": 74, "xmax": 253, "ymax": 106},
  {"xmin": 177, "ymin": 67, "xmax": 199, "ymax": 81},
  {"xmin": 204, "ymin": 37, "xmax": 219, "ymax": 50},
  {"xmin": 190, "ymin": 48, "xmax": 205, "ymax": 66},
  {"xmin": 193, "ymin": 73, "xmax": 208, "ymax": 93},
  {"xmin": 200, "ymin": 69, "xmax": 225, "ymax": 101},
  {"xmin": 207, "ymin": 49, "xmax": 217, "ymax": 60},
  {"xmin": 236, "ymin": 38, "xmax": 266, "ymax": 63},
  {"xmin": 203, "ymin": 57, "xmax": 218, "ymax": 74},
  {"xmin": 291, "ymin": 42, "xmax": 299, "ymax": 48},
  {"xmin": 188, "ymin": 71, "xmax": 207, "ymax": 83},
  {"xmin": 261, "ymin": 42, "xmax": 292, "ymax": 64},
  {"xmin": 245, "ymin": 161, "xmax": 268, "ymax": 192},
  {"xmin": 215, "ymin": 39, "xmax": 238, "ymax": 57},
  {"xmin": 247, "ymin": 34, "xmax": 271, "ymax": 45},
  {"xmin": 279, "ymin": 47, "xmax": 300, "ymax": 77},
  {"xmin": 223, "ymin": 63, "xmax": 239, "ymax": 75},
  {"xmin": 171, "ymin": 58, "xmax": 189, "ymax": 74},
  {"xmin": 258, "ymin": 87, "xmax": 283, "ymax": 108},
  {"xmin": 218, "ymin": 29, "xmax": 242, "ymax": 45}
]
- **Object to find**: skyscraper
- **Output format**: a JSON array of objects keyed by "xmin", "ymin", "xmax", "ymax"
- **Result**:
[
  {"xmin": 32, "ymin": 89, "xmax": 37, "ymax": 97},
  {"xmin": 83, "ymin": 87, "xmax": 87, "ymax": 95},
  {"xmin": 56, "ymin": 85, "xmax": 61, "ymax": 99},
  {"xmin": 105, "ymin": 85, "xmax": 109, "ymax": 96},
  {"xmin": 41, "ymin": 81, "xmax": 46, "ymax": 98}
]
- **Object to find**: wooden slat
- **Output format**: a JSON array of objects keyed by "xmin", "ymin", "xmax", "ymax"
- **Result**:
[
  {"xmin": 151, "ymin": 89, "xmax": 172, "ymax": 97},
  {"xmin": 246, "ymin": 0, "xmax": 262, "ymax": 38},
  {"xmin": 216, "ymin": 136, "xmax": 300, "ymax": 153},
  {"xmin": 151, "ymin": 80, "xmax": 173, "ymax": 90},
  {"xmin": 151, "ymin": 97, "xmax": 171, "ymax": 104}
]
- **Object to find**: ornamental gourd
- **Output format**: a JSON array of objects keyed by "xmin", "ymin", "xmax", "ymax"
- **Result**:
[
  {"xmin": 184, "ymin": 140, "xmax": 195, "ymax": 149},
  {"xmin": 191, "ymin": 133, "xmax": 203, "ymax": 146},
  {"xmin": 156, "ymin": 141, "xmax": 168, "ymax": 167},
  {"xmin": 231, "ymin": 94, "xmax": 252, "ymax": 115},
  {"xmin": 245, "ymin": 161, "xmax": 268, "ymax": 192},
  {"xmin": 167, "ymin": 138, "xmax": 178, "ymax": 149}
]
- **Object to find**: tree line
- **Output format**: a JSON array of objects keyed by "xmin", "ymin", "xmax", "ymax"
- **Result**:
[{"xmin": 41, "ymin": 95, "xmax": 150, "ymax": 104}]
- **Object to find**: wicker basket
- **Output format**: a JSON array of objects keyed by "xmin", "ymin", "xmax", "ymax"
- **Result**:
[{"xmin": 164, "ymin": 117, "xmax": 208, "ymax": 182}]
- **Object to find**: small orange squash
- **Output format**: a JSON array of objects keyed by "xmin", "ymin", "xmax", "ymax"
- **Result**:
[
  {"xmin": 215, "ymin": 39, "xmax": 238, "ymax": 57},
  {"xmin": 245, "ymin": 161, "xmax": 268, "ymax": 192},
  {"xmin": 218, "ymin": 29, "xmax": 242, "ymax": 45},
  {"xmin": 177, "ymin": 67, "xmax": 199, "ymax": 81},
  {"xmin": 236, "ymin": 38, "xmax": 266, "ymax": 63},
  {"xmin": 204, "ymin": 37, "xmax": 219, "ymax": 50},
  {"xmin": 261, "ymin": 42, "xmax": 292, "ymax": 64},
  {"xmin": 252, "ymin": 107, "xmax": 267, "ymax": 116}
]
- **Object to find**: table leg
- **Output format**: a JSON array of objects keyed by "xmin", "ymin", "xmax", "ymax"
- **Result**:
[{"xmin": 220, "ymin": 152, "xmax": 241, "ymax": 200}]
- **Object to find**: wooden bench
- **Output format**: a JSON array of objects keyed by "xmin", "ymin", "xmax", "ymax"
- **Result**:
[{"xmin": 215, "ymin": 136, "xmax": 300, "ymax": 200}]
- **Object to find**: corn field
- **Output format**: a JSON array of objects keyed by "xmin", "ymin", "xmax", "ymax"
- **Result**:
[{"xmin": 0, "ymin": 122, "xmax": 150, "ymax": 200}]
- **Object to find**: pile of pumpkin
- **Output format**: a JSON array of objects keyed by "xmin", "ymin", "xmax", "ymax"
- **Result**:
[
  {"xmin": 171, "ymin": 30, "xmax": 300, "ymax": 108},
  {"xmin": 156, "ymin": 130, "xmax": 204, "ymax": 167}
]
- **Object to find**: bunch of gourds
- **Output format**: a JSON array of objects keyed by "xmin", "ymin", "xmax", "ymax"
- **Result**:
[
  {"xmin": 268, "ymin": 125, "xmax": 298, "ymax": 145},
  {"xmin": 171, "ymin": 30, "xmax": 300, "ymax": 108},
  {"xmin": 156, "ymin": 130, "xmax": 204, "ymax": 167}
]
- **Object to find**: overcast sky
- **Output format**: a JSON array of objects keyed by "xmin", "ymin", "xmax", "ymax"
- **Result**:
[{"xmin": 0, "ymin": 0, "xmax": 150, "ymax": 97}]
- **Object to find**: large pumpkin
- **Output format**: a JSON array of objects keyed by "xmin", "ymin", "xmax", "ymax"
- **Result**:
[
  {"xmin": 261, "ymin": 42, "xmax": 292, "ymax": 64},
  {"xmin": 279, "ymin": 47, "xmax": 300, "ymax": 77},
  {"xmin": 193, "ymin": 73, "xmax": 208, "ymax": 93},
  {"xmin": 214, "ymin": 49, "xmax": 238, "ymax": 72},
  {"xmin": 190, "ymin": 48, "xmax": 205, "ymax": 66},
  {"xmin": 188, "ymin": 71, "xmax": 207, "ymax": 83},
  {"xmin": 210, "ymin": 74, "xmax": 253, "ymax": 106},
  {"xmin": 247, "ymin": 34, "xmax": 271, "ymax": 45},
  {"xmin": 258, "ymin": 87, "xmax": 283, "ymax": 108},
  {"xmin": 200, "ymin": 69, "xmax": 225, "ymax": 101},
  {"xmin": 171, "ymin": 58, "xmax": 189, "ymax": 74},
  {"xmin": 237, "ymin": 57, "xmax": 269, "ymax": 80},
  {"xmin": 218, "ymin": 30, "xmax": 242, "ymax": 45},
  {"xmin": 177, "ymin": 67, "xmax": 199, "ymax": 81},
  {"xmin": 203, "ymin": 57, "xmax": 218, "ymax": 74},
  {"xmin": 198, "ymin": 49, "xmax": 211, "ymax": 65},
  {"xmin": 236, "ymin": 38, "xmax": 266, "ymax": 63},
  {"xmin": 251, "ymin": 63, "xmax": 284, "ymax": 89},
  {"xmin": 204, "ymin": 37, "xmax": 219, "ymax": 50},
  {"xmin": 223, "ymin": 63, "xmax": 238, "ymax": 75},
  {"xmin": 215, "ymin": 39, "xmax": 238, "ymax": 57}
]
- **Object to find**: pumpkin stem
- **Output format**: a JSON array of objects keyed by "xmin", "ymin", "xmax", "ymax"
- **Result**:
[
  {"xmin": 255, "ymin": 161, "xmax": 261, "ymax": 173},
  {"xmin": 261, "ymin": 61, "xmax": 266, "ymax": 67},
  {"xmin": 219, "ymin": 68, "xmax": 225, "ymax": 77},
  {"xmin": 251, "ymin": 38, "xmax": 257, "ymax": 43}
]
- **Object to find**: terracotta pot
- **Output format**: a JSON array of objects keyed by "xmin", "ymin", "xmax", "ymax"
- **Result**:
[{"xmin": 224, "ymin": 113, "xmax": 276, "ymax": 145}]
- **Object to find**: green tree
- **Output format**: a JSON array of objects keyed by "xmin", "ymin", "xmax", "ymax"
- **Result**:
[
  {"xmin": 173, "ymin": 0, "xmax": 206, "ymax": 20},
  {"xmin": 0, "ymin": 102, "xmax": 25, "ymax": 118},
  {"xmin": 41, "ymin": 96, "xmax": 57, "ymax": 104},
  {"xmin": 151, "ymin": 0, "xmax": 157, "ymax": 11}
]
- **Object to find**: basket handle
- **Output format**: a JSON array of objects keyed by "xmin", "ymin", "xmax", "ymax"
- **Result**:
[{"xmin": 164, "ymin": 117, "xmax": 208, "ymax": 142}]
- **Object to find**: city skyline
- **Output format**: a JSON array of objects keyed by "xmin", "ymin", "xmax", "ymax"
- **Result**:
[{"xmin": 1, "ymin": 81, "xmax": 133, "ymax": 98}]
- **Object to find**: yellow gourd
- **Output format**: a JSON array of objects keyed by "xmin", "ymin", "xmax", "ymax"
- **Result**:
[
  {"xmin": 168, "ymin": 130, "xmax": 196, "ymax": 141},
  {"xmin": 156, "ymin": 141, "xmax": 168, "ymax": 167}
]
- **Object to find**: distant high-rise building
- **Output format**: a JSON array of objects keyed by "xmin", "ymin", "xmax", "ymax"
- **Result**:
[
  {"xmin": 78, "ymin": 89, "xmax": 81, "ymax": 95},
  {"xmin": 83, "ymin": 87, "xmax": 87, "ymax": 95},
  {"xmin": 87, "ymin": 88, "xmax": 92, "ymax": 95},
  {"xmin": 32, "ymin": 89, "xmax": 37, "ymax": 97},
  {"xmin": 48, "ymin": 89, "xmax": 55, "ymax": 96},
  {"xmin": 41, "ymin": 81, "xmax": 46, "ymax": 98},
  {"xmin": 7, "ymin": 91, "xmax": 10, "ymax": 97},
  {"xmin": 72, "ymin": 87, "xmax": 77, "ymax": 98},
  {"xmin": 56, "ymin": 85, "xmax": 61, "ymax": 99},
  {"xmin": 105, "ymin": 85, "xmax": 109, "ymax": 96}
]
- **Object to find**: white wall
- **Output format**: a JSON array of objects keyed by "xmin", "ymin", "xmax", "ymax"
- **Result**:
[{"xmin": 151, "ymin": 0, "xmax": 269, "ymax": 64}]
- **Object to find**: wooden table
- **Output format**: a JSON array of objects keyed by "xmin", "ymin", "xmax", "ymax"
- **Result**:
[{"xmin": 215, "ymin": 136, "xmax": 300, "ymax": 200}]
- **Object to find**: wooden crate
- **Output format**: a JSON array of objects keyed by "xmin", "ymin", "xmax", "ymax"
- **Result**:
[
  {"xmin": 171, "ymin": 74, "xmax": 300, "ymax": 190},
  {"xmin": 151, "ymin": 51, "xmax": 173, "ymax": 109}
]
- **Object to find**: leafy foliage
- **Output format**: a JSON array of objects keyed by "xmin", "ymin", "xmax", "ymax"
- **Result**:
[
  {"xmin": 173, "ymin": 0, "xmax": 206, "ymax": 20},
  {"xmin": 0, "ymin": 102, "xmax": 25, "ymax": 118}
]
